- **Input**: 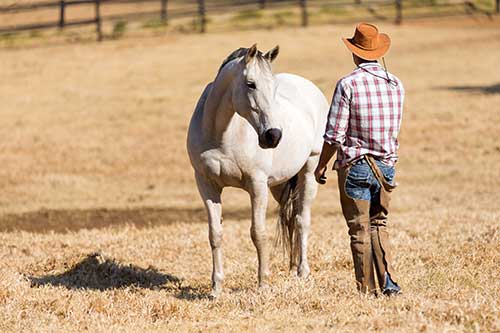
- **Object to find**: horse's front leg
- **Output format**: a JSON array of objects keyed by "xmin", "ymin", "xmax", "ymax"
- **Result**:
[
  {"xmin": 248, "ymin": 177, "xmax": 270, "ymax": 287},
  {"xmin": 195, "ymin": 173, "xmax": 223, "ymax": 297}
]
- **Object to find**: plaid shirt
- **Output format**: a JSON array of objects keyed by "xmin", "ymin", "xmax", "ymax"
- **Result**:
[{"xmin": 324, "ymin": 62, "xmax": 404, "ymax": 168}]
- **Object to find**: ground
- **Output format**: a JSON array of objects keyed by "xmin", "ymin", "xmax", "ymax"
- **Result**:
[{"xmin": 0, "ymin": 17, "xmax": 499, "ymax": 332}]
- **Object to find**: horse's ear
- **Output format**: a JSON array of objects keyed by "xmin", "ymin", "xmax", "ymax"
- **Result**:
[
  {"xmin": 245, "ymin": 44, "xmax": 258, "ymax": 64},
  {"xmin": 264, "ymin": 45, "xmax": 280, "ymax": 63}
]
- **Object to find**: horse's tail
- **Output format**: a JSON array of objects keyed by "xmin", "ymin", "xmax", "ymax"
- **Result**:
[{"xmin": 274, "ymin": 174, "xmax": 300, "ymax": 268}]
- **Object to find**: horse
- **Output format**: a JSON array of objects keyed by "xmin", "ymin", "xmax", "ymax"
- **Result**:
[{"xmin": 187, "ymin": 44, "xmax": 329, "ymax": 297}]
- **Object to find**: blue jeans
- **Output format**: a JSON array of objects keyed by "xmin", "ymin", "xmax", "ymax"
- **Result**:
[{"xmin": 344, "ymin": 158, "xmax": 395, "ymax": 205}]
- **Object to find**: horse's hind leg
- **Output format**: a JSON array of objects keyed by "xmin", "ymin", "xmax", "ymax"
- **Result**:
[
  {"xmin": 295, "ymin": 156, "xmax": 319, "ymax": 278},
  {"xmin": 195, "ymin": 172, "xmax": 223, "ymax": 297}
]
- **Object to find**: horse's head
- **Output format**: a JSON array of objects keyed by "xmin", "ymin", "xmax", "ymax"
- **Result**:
[{"xmin": 222, "ymin": 44, "xmax": 281, "ymax": 149}]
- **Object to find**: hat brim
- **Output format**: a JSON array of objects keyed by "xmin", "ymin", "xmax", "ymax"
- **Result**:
[{"xmin": 342, "ymin": 33, "xmax": 391, "ymax": 60}]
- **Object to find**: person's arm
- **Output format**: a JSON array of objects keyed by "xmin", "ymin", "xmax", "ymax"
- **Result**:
[
  {"xmin": 314, "ymin": 141, "xmax": 338, "ymax": 184},
  {"xmin": 314, "ymin": 80, "xmax": 350, "ymax": 185}
]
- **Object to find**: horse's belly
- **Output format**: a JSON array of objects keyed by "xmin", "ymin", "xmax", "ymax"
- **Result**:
[
  {"xmin": 267, "ymin": 163, "xmax": 305, "ymax": 186},
  {"xmin": 267, "ymin": 137, "xmax": 313, "ymax": 186}
]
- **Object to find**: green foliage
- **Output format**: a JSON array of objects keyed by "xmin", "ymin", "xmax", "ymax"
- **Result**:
[
  {"xmin": 111, "ymin": 21, "xmax": 127, "ymax": 39},
  {"xmin": 29, "ymin": 30, "xmax": 41, "ymax": 38},
  {"xmin": 142, "ymin": 18, "xmax": 167, "ymax": 30},
  {"xmin": 273, "ymin": 10, "xmax": 294, "ymax": 26},
  {"xmin": 317, "ymin": 5, "xmax": 349, "ymax": 16},
  {"xmin": 191, "ymin": 16, "xmax": 212, "ymax": 32},
  {"xmin": 0, "ymin": 32, "xmax": 19, "ymax": 47},
  {"xmin": 231, "ymin": 9, "xmax": 263, "ymax": 22},
  {"xmin": 475, "ymin": 0, "xmax": 495, "ymax": 10}
]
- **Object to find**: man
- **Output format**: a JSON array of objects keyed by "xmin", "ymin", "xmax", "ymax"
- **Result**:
[{"xmin": 314, "ymin": 23, "xmax": 404, "ymax": 296}]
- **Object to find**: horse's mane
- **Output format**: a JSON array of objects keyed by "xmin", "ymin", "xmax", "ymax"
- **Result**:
[{"xmin": 218, "ymin": 47, "xmax": 265, "ymax": 73}]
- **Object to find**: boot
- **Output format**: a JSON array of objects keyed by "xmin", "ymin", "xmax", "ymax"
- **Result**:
[{"xmin": 382, "ymin": 272, "xmax": 401, "ymax": 296}]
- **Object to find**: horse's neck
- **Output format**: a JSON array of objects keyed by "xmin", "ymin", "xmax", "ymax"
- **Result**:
[{"xmin": 201, "ymin": 77, "xmax": 237, "ymax": 144}]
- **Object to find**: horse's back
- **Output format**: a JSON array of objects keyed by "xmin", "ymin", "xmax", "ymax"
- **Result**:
[{"xmin": 276, "ymin": 73, "xmax": 328, "ymax": 107}]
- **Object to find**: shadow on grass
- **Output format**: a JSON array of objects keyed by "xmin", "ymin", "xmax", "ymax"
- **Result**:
[
  {"xmin": 28, "ymin": 252, "xmax": 213, "ymax": 299},
  {"xmin": 0, "ymin": 206, "xmax": 250, "ymax": 234},
  {"xmin": 29, "ymin": 253, "xmax": 182, "ymax": 291},
  {"xmin": 176, "ymin": 285, "xmax": 212, "ymax": 301},
  {"xmin": 443, "ymin": 83, "xmax": 500, "ymax": 95}
]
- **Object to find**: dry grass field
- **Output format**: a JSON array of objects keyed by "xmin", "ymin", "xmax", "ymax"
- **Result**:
[{"xmin": 1, "ymin": 18, "xmax": 499, "ymax": 332}]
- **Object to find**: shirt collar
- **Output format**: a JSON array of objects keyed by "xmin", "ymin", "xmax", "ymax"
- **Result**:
[{"xmin": 357, "ymin": 62, "xmax": 382, "ymax": 69}]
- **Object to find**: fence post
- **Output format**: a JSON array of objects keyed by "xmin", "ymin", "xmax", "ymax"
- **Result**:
[
  {"xmin": 395, "ymin": 0, "xmax": 402, "ymax": 24},
  {"xmin": 95, "ymin": 0, "xmax": 103, "ymax": 41},
  {"xmin": 300, "ymin": 0, "xmax": 308, "ymax": 27},
  {"xmin": 161, "ymin": 0, "xmax": 168, "ymax": 24},
  {"xmin": 59, "ymin": 0, "xmax": 65, "ymax": 29},
  {"xmin": 198, "ymin": 0, "xmax": 206, "ymax": 33}
]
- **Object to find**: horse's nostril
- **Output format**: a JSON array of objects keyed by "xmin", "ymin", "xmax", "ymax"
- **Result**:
[{"xmin": 264, "ymin": 128, "xmax": 282, "ymax": 147}]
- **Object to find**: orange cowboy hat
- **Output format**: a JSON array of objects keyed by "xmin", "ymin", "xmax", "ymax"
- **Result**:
[{"xmin": 342, "ymin": 23, "xmax": 391, "ymax": 60}]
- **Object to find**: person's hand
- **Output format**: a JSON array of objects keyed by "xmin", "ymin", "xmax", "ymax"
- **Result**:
[{"xmin": 314, "ymin": 165, "xmax": 328, "ymax": 185}]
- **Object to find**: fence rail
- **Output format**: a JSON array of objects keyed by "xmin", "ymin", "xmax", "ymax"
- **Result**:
[{"xmin": 0, "ymin": 0, "xmax": 498, "ymax": 40}]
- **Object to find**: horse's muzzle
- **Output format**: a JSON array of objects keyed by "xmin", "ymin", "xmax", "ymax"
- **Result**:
[{"xmin": 259, "ymin": 128, "xmax": 282, "ymax": 149}]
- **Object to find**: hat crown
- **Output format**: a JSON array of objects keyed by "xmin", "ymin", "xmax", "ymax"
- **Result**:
[
  {"xmin": 342, "ymin": 22, "xmax": 390, "ymax": 60},
  {"xmin": 353, "ymin": 23, "xmax": 380, "ymax": 50}
]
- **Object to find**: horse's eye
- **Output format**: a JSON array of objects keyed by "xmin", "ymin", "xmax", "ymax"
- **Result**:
[{"xmin": 246, "ymin": 81, "xmax": 256, "ymax": 90}]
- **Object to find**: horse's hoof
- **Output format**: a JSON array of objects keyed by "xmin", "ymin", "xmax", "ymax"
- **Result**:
[
  {"xmin": 297, "ymin": 266, "xmax": 310, "ymax": 279},
  {"xmin": 258, "ymin": 281, "xmax": 270, "ymax": 289},
  {"xmin": 209, "ymin": 289, "xmax": 221, "ymax": 300},
  {"xmin": 258, "ymin": 276, "xmax": 271, "ymax": 289}
]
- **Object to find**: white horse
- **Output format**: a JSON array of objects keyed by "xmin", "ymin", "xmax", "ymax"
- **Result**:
[{"xmin": 187, "ymin": 44, "xmax": 329, "ymax": 297}]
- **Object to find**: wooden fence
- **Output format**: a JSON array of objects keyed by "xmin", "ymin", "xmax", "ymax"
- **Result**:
[{"xmin": 0, "ymin": 0, "xmax": 498, "ymax": 41}]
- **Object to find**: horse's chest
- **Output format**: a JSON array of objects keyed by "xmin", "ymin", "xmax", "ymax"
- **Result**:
[{"xmin": 199, "ymin": 150, "xmax": 244, "ymax": 187}]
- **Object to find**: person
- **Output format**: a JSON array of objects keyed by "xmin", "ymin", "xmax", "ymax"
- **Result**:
[{"xmin": 314, "ymin": 23, "xmax": 404, "ymax": 296}]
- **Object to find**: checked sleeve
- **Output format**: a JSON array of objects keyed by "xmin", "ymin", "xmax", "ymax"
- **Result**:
[{"xmin": 323, "ymin": 80, "xmax": 351, "ymax": 146}]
